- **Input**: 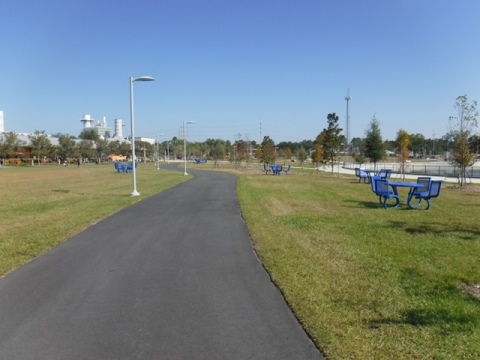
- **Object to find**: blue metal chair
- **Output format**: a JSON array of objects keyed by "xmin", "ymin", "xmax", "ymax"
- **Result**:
[
  {"xmin": 409, "ymin": 180, "xmax": 442, "ymax": 210},
  {"xmin": 370, "ymin": 176, "xmax": 383, "ymax": 204},
  {"xmin": 408, "ymin": 177, "xmax": 431, "ymax": 208},
  {"xmin": 376, "ymin": 169, "xmax": 392, "ymax": 179},
  {"xmin": 374, "ymin": 178, "xmax": 399, "ymax": 209},
  {"xmin": 125, "ymin": 162, "xmax": 137, "ymax": 173},
  {"xmin": 355, "ymin": 168, "xmax": 370, "ymax": 183},
  {"xmin": 114, "ymin": 162, "xmax": 126, "ymax": 173}
]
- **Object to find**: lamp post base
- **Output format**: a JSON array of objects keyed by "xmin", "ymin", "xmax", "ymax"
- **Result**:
[{"xmin": 131, "ymin": 191, "xmax": 140, "ymax": 196}]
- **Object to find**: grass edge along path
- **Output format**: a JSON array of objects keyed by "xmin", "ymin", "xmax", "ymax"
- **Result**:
[
  {"xmin": 236, "ymin": 171, "xmax": 480, "ymax": 359},
  {"xmin": 0, "ymin": 164, "xmax": 189, "ymax": 276}
]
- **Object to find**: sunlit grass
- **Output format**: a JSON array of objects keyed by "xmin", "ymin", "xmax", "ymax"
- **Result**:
[
  {"xmin": 237, "ymin": 171, "xmax": 480, "ymax": 359},
  {"xmin": 2, "ymin": 161, "xmax": 480, "ymax": 358},
  {"xmin": 0, "ymin": 163, "xmax": 189, "ymax": 275}
]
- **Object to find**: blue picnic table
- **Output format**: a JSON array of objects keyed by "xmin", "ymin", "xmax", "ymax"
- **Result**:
[
  {"xmin": 356, "ymin": 168, "xmax": 392, "ymax": 183},
  {"xmin": 115, "ymin": 162, "xmax": 137, "ymax": 173},
  {"xmin": 271, "ymin": 164, "xmax": 283, "ymax": 175},
  {"xmin": 371, "ymin": 176, "xmax": 442, "ymax": 210}
]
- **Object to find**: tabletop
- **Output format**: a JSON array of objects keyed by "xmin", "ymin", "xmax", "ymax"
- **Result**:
[{"xmin": 388, "ymin": 182, "xmax": 423, "ymax": 188}]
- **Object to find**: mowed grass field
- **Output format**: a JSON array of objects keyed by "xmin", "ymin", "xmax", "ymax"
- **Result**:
[
  {"xmin": 1, "ymin": 162, "xmax": 480, "ymax": 358},
  {"xmin": 0, "ymin": 163, "xmax": 189, "ymax": 275},
  {"xmin": 236, "ymin": 169, "xmax": 480, "ymax": 359}
]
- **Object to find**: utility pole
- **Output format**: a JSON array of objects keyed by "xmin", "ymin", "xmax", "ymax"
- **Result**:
[
  {"xmin": 345, "ymin": 89, "xmax": 351, "ymax": 153},
  {"xmin": 432, "ymin": 130, "xmax": 436, "ymax": 156},
  {"xmin": 259, "ymin": 121, "xmax": 262, "ymax": 143}
]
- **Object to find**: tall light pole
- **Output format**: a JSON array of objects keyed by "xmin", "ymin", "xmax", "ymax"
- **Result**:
[
  {"xmin": 183, "ymin": 121, "xmax": 194, "ymax": 175},
  {"xmin": 233, "ymin": 145, "xmax": 237, "ymax": 169},
  {"xmin": 345, "ymin": 89, "xmax": 351, "ymax": 154},
  {"xmin": 129, "ymin": 75, "xmax": 154, "ymax": 196}
]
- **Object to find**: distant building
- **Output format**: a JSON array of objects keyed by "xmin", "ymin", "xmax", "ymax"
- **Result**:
[
  {"xmin": 81, "ymin": 115, "xmax": 114, "ymax": 139},
  {"xmin": 93, "ymin": 117, "xmax": 113, "ymax": 138},
  {"xmin": 136, "ymin": 137, "xmax": 155, "ymax": 145}
]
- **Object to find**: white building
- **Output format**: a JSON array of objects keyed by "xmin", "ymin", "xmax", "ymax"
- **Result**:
[{"xmin": 81, "ymin": 114, "xmax": 113, "ymax": 139}]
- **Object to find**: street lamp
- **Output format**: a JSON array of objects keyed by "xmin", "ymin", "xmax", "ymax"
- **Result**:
[
  {"xmin": 233, "ymin": 145, "xmax": 237, "ymax": 169},
  {"xmin": 183, "ymin": 121, "xmax": 194, "ymax": 175},
  {"xmin": 129, "ymin": 75, "xmax": 154, "ymax": 196}
]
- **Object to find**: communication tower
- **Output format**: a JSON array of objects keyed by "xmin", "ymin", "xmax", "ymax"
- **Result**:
[{"xmin": 345, "ymin": 89, "xmax": 351, "ymax": 151}]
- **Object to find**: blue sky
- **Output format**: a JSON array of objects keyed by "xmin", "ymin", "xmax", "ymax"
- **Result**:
[{"xmin": 1, "ymin": 0, "xmax": 479, "ymax": 144}]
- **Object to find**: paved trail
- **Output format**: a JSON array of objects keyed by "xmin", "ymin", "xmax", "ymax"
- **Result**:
[{"xmin": 0, "ymin": 165, "xmax": 323, "ymax": 359}]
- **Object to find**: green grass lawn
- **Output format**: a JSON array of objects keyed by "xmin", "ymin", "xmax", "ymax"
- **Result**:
[
  {"xmin": 1, "ymin": 162, "xmax": 480, "ymax": 358},
  {"xmin": 0, "ymin": 163, "xmax": 189, "ymax": 275},
  {"xmin": 237, "ymin": 170, "xmax": 480, "ymax": 359}
]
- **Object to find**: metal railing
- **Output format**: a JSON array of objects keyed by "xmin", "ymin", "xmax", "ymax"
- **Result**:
[{"xmin": 344, "ymin": 162, "xmax": 480, "ymax": 179}]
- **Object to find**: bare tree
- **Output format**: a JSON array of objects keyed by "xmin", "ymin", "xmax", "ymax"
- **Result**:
[
  {"xmin": 210, "ymin": 141, "xmax": 225, "ymax": 168},
  {"xmin": 449, "ymin": 95, "xmax": 478, "ymax": 186},
  {"xmin": 396, "ymin": 129, "xmax": 410, "ymax": 180},
  {"xmin": 297, "ymin": 147, "xmax": 308, "ymax": 167}
]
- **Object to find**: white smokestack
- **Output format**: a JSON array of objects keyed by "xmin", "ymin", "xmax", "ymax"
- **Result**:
[
  {"xmin": 81, "ymin": 114, "xmax": 93, "ymax": 129},
  {"xmin": 115, "ymin": 119, "xmax": 124, "ymax": 138}
]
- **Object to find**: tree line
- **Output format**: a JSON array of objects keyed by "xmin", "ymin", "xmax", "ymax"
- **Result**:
[
  {"xmin": 1, "ymin": 95, "xmax": 478, "ymax": 185},
  {"xmin": 254, "ymin": 95, "xmax": 478, "ymax": 185}
]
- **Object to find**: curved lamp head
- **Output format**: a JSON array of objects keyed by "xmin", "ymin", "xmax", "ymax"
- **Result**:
[
  {"xmin": 184, "ymin": 121, "xmax": 194, "ymax": 125},
  {"xmin": 132, "ymin": 76, "xmax": 155, "ymax": 82}
]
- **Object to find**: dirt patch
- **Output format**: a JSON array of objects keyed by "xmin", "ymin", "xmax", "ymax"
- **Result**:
[
  {"xmin": 445, "ymin": 184, "xmax": 480, "ymax": 192},
  {"xmin": 460, "ymin": 282, "xmax": 480, "ymax": 300}
]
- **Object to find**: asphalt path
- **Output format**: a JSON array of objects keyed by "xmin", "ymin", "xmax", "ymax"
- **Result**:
[{"xmin": 0, "ymin": 165, "xmax": 323, "ymax": 359}]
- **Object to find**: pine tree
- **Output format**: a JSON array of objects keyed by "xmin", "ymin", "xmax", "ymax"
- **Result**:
[
  {"xmin": 364, "ymin": 116, "xmax": 384, "ymax": 170},
  {"xmin": 321, "ymin": 113, "xmax": 343, "ymax": 174}
]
